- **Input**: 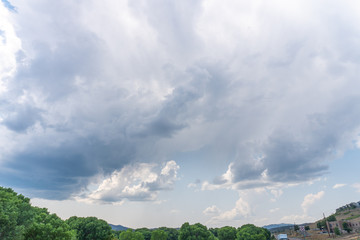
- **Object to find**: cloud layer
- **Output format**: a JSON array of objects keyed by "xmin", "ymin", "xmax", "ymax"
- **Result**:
[{"xmin": 1, "ymin": 0, "xmax": 360, "ymax": 200}]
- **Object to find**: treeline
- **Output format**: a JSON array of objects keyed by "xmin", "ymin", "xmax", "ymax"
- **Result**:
[{"xmin": 0, "ymin": 186, "xmax": 272, "ymax": 240}]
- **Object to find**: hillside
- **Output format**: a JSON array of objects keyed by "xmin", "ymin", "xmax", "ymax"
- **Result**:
[
  {"xmin": 335, "ymin": 208, "xmax": 360, "ymax": 222},
  {"xmin": 109, "ymin": 224, "xmax": 128, "ymax": 231}
]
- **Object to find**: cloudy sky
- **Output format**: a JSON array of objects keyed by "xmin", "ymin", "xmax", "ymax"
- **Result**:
[{"xmin": 1, "ymin": 0, "xmax": 360, "ymax": 228}]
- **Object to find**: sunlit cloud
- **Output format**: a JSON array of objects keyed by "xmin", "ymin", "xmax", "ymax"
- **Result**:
[
  {"xmin": 301, "ymin": 191, "xmax": 325, "ymax": 214},
  {"xmin": 333, "ymin": 183, "xmax": 346, "ymax": 189}
]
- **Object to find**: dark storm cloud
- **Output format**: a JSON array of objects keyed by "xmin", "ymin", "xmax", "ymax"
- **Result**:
[{"xmin": 0, "ymin": 136, "xmax": 136, "ymax": 199}]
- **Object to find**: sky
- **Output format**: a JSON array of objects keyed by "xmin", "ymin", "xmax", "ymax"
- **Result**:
[{"xmin": 1, "ymin": 0, "xmax": 360, "ymax": 229}]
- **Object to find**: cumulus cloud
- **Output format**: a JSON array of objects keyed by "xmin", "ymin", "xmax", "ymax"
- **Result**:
[
  {"xmin": 301, "ymin": 191, "xmax": 324, "ymax": 213},
  {"xmin": 333, "ymin": 183, "xmax": 346, "ymax": 189},
  {"xmin": 1, "ymin": 0, "xmax": 360, "ymax": 200},
  {"xmin": 203, "ymin": 205, "xmax": 220, "ymax": 215},
  {"xmin": 77, "ymin": 160, "xmax": 179, "ymax": 203},
  {"xmin": 207, "ymin": 198, "xmax": 251, "ymax": 224}
]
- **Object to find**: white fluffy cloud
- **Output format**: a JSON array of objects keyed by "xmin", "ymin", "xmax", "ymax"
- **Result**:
[
  {"xmin": 333, "ymin": 183, "xmax": 346, "ymax": 189},
  {"xmin": 207, "ymin": 197, "xmax": 251, "ymax": 224},
  {"xmin": 0, "ymin": 2, "xmax": 20, "ymax": 90},
  {"xmin": 203, "ymin": 205, "xmax": 220, "ymax": 215},
  {"xmin": 301, "ymin": 191, "xmax": 324, "ymax": 213},
  {"xmin": 78, "ymin": 160, "xmax": 179, "ymax": 203}
]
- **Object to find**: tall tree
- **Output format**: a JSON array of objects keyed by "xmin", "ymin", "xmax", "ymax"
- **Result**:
[
  {"xmin": 24, "ymin": 213, "xmax": 75, "ymax": 240},
  {"xmin": 236, "ymin": 224, "xmax": 270, "ymax": 240},
  {"xmin": 135, "ymin": 228, "xmax": 152, "ymax": 240},
  {"xmin": 66, "ymin": 216, "xmax": 113, "ymax": 240},
  {"xmin": 119, "ymin": 229, "xmax": 144, "ymax": 240},
  {"xmin": 158, "ymin": 227, "xmax": 179, "ymax": 240},
  {"xmin": 218, "ymin": 226, "xmax": 236, "ymax": 240},
  {"xmin": 179, "ymin": 222, "xmax": 216, "ymax": 240},
  {"xmin": 0, "ymin": 186, "xmax": 74, "ymax": 240},
  {"xmin": 151, "ymin": 229, "xmax": 167, "ymax": 240}
]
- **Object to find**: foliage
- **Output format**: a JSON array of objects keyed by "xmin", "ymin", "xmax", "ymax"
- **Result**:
[
  {"xmin": 327, "ymin": 214, "xmax": 336, "ymax": 222},
  {"xmin": 24, "ymin": 213, "xmax": 75, "ymax": 240},
  {"xmin": 151, "ymin": 229, "xmax": 167, "ymax": 240},
  {"xmin": 112, "ymin": 230, "xmax": 124, "ymax": 239},
  {"xmin": 316, "ymin": 214, "xmax": 337, "ymax": 230},
  {"xmin": 158, "ymin": 227, "xmax": 179, "ymax": 240},
  {"xmin": 0, "ymin": 186, "xmax": 74, "ymax": 240},
  {"xmin": 119, "ymin": 229, "xmax": 144, "ymax": 240},
  {"xmin": 178, "ymin": 222, "xmax": 215, "ymax": 240},
  {"xmin": 305, "ymin": 226, "xmax": 310, "ymax": 231},
  {"xmin": 66, "ymin": 216, "xmax": 113, "ymax": 240},
  {"xmin": 334, "ymin": 227, "xmax": 341, "ymax": 235},
  {"xmin": 342, "ymin": 222, "xmax": 351, "ymax": 233},
  {"xmin": 345, "ymin": 214, "xmax": 360, "ymax": 220},
  {"xmin": 316, "ymin": 221, "xmax": 323, "ymax": 229},
  {"xmin": 218, "ymin": 226, "xmax": 237, "ymax": 240},
  {"xmin": 294, "ymin": 225, "xmax": 299, "ymax": 231},
  {"xmin": 236, "ymin": 224, "xmax": 270, "ymax": 240},
  {"xmin": 135, "ymin": 228, "xmax": 152, "ymax": 240},
  {"xmin": 209, "ymin": 228, "xmax": 218, "ymax": 237}
]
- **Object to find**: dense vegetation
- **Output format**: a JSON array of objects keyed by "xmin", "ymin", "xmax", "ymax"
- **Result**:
[
  {"xmin": 316, "ymin": 214, "xmax": 336, "ymax": 229},
  {"xmin": 0, "ymin": 186, "xmax": 272, "ymax": 240}
]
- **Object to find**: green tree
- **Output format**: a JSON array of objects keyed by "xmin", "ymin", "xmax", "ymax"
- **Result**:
[
  {"xmin": 66, "ymin": 216, "xmax": 113, "ymax": 240},
  {"xmin": 151, "ymin": 229, "xmax": 167, "ymax": 240},
  {"xmin": 316, "ymin": 221, "xmax": 324, "ymax": 229},
  {"xmin": 342, "ymin": 222, "xmax": 351, "ymax": 233},
  {"xmin": 334, "ymin": 227, "xmax": 341, "ymax": 236},
  {"xmin": 218, "ymin": 226, "xmax": 236, "ymax": 240},
  {"xmin": 0, "ymin": 186, "xmax": 74, "ymax": 240},
  {"xmin": 179, "ymin": 222, "xmax": 213, "ymax": 240},
  {"xmin": 236, "ymin": 224, "xmax": 270, "ymax": 240},
  {"xmin": 158, "ymin": 227, "xmax": 179, "ymax": 240},
  {"xmin": 119, "ymin": 229, "xmax": 144, "ymax": 240},
  {"xmin": 327, "ymin": 215, "xmax": 336, "ymax": 222},
  {"xmin": 305, "ymin": 226, "xmax": 310, "ymax": 231},
  {"xmin": 0, "ymin": 187, "xmax": 34, "ymax": 239},
  {"xmin": 209, "ymin": 228, "xmax": 218, "ymax": 237},
  {"xmin": 112, "ymin": 230, "xmax": 123, "ymax": 239},
  {"xmin": 135, "ymin": 228, "xmax": 152, "ymax": 240},
  {"xmin": 294, "ymin": 225, "xmax": 299, "ymax": 231},
  {"xmin": 24, "ymin": 213, "xmax": 75, "ymax": 240}
]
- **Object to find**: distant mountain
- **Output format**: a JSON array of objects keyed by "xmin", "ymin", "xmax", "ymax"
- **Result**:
[
  {"xmin": 109, "ymin": 224, "xmax": 128, "ymax": 231},
  {"xmin": 263, "ymin": 223, "xmax": 293, "ymax": 230}
]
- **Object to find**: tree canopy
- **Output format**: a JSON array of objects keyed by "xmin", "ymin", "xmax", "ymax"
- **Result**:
[
  {"xmin": 218, "ymin": 226, "xmax": 237, "ymax": 240},
  {"xmin": 66, "ymin": 216, "xmax": 113, "ymax": 240},
  {"xmin": 236, "ymin": 224, "xmax": 271, "ymax": 240}
]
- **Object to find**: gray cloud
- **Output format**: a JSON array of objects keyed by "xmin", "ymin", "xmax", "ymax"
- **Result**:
[
  {"xmin": 2, "ymin": 104, "xmax": 43, "ymax": 132},
  {"xmin": 1, "ymin": 0, "xmax": 360, "ymax": 200}
]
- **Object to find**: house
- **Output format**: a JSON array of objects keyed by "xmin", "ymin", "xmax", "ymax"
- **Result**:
[{"xmin": 328, "ymin": 220, "xmax": 360, "ymax": 232}]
